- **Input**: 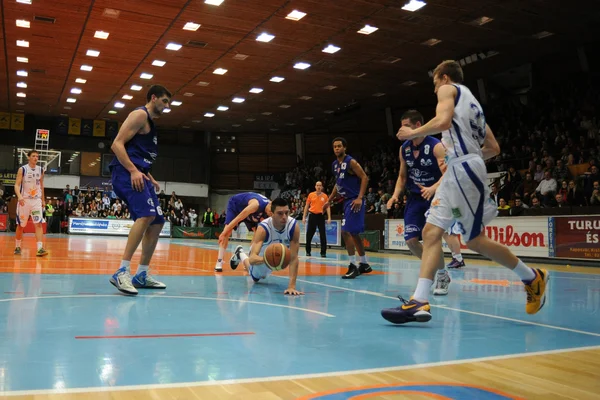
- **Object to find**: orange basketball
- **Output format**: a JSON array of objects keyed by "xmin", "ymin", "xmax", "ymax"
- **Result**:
[{"xmin": 263, "ymin": 243, "xmax": 291, "ymax": 271}]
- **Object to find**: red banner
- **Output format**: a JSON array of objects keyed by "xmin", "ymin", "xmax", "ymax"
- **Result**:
[
  {"xmin": 0, "ymin": 214, "xmax": 7, "ymax": 231},
  {"xmin": 553, "ymin": 216, "xmax": 600, "ymax": 259}
]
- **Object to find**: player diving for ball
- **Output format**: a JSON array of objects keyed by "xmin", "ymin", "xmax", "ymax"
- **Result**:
[
  {"xmin": 229, "ymin": 198, "xmax": 304, "ymax": 296},
  {"xmin": 215, "ymin": 192, "xmax": 273, "ymax": 272}
]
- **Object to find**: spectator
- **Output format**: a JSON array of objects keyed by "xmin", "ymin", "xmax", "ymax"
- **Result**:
[
  {"xmin": 567, "ymin": 180, "xmax": 586, "ymax": 206},
  {"xmin": 590, "ymin": 181, "xmax": 600, "ymax": 205},
  {"xmin": 497, "ymin": 198, "xmax": 510, "ymax": 211},
  {"xmin": 535, "ymin": 170, "xmax": 557, "ymax": 205},
  {"xmin": 202, "ymin": 207, "xmax": 214, "ymax": 227}
]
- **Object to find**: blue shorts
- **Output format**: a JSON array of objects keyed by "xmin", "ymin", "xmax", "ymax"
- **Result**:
[
  {"xmin": 111, "ymin": 164, "xmax": 164, "ymax": 225},
  {"xmin": 403, "ymin": 195, "xmax": 431, "ymax": 241},
  {"xmin": 341, "ymin": 198, "xmax": 365, "ymax": 235}
]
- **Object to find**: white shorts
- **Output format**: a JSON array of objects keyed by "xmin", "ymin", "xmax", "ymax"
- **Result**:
[
  {"xmin": 426, "ymin": 154, "xmax": 497, "ymax": 243},
  {"xmin": 248, "ymin": 264, "xmax": 272, "ymax": 282},
  {"xmin": 16, "ymin": 198, "xmax": 44, "ymax": 227}
]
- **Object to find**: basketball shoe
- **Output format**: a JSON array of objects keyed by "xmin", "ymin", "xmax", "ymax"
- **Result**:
[
  {"xmin": 381, "ymin": 296, "xmax": 432, "ymax": 324},
  {"xmin": 524, "ymin": 268, "xmax": 549, "ymax": 314},
  {"xmin": 229, "ymin": 245, "xmax": 244, "ymax": 270}
]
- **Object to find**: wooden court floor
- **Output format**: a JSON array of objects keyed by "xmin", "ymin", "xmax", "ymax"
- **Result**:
[{"xmin": 0, "ymin": 234, "xmax": 598, "ymax": 400}]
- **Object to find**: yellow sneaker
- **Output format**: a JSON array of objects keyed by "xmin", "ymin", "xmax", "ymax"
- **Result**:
[{"xmin": 524, "ymin": 268, "xmax": 549, "ymax": 314}]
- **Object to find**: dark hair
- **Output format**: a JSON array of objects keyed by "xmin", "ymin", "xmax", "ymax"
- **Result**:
[
  {"xmin": 27, "ymin": 150, "xmax": 39, "ymax": 157},
  {"xmin": 270, "ymin": 197, "xmax": 289, "ymax": 212},
  {"xmin": 433, "ymin": 60, "xmax": 464, "ymax": 84},
  {"xmin": 401, "ymin": 110, "xmax": 424, "ymax": 125},
  {"xmin": 146, "ymin": 85, "xmax": 172, "ymax": 102},
  {"xmin": 332, "ymin": 137, "xmax": 347, "ymax": 147}
]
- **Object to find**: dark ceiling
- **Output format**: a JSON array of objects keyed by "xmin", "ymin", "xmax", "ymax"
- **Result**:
[{"xmin": 2, "ymin": 0, "xmax": 599, "ymax": 133}]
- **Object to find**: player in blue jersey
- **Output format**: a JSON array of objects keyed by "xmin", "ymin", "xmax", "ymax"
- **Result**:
[
  {"xmin": 381, "ymin": 60, "xmax": 548, "ymax": 324},
  {"xmin": 108, "ymin": 85, "xmax": 171, "ymax": 295},
  {"xmin": 324, "ymin": 137, "xmax": 371, "ymax": 279},
  {"xmin": 215, "ymin": 192, "xmax": 273, "ymax": 272},
  {"xmin": 386, "ymin": 110, "xmax": 466, "ymax": 295}
]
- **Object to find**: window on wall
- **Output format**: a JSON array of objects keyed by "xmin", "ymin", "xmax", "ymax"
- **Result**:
[{"xmin": 80, "ymin": 152, "xmax": 101, "ymax": 176}]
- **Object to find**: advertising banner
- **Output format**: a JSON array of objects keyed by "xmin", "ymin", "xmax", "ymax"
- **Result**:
[
  {"xmin": 385, "ymin": 217, "xmax": 549, "ymax": 258},
  {"xmin": 172, "ymin": 226, "xmax": 223, "ymax": 239},
  {"xmin": 551, "ymin": 216, "xmax": 600, "ymax": 260},
  {"xmin": 0, "ymin": 214, "xmax": 7, "ymax": 231},
  {"xmin": 68, "ymin": 217, "xmax": 171, "ymax": 237}
]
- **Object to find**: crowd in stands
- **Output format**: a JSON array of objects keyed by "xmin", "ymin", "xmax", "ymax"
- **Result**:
[{"xmin": 278, "ymin": 78, "xmax": 600, "ymax": 219}]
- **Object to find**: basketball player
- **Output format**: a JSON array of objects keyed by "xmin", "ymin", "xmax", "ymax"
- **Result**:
[
  {"xmin": 13, "ymin": 150, "xmax": 48, "ymax": 257},
  {"xmin": 386, "ymin": 109, "xmax": 456, "ymax": 295},
  {"xmin": 215, "ymin": 192, "xmax": 273, "ymax": 272},
  {"xmin": 323, "ymin": 137, "xmax": 371, "ymax": 279},
  {"xmin": 108, "ymin": 85, "xmax": 171, "ymax": 295},
  {"xmin": 229, "ymin": 198, "xmax": 303, "ymax": 295},
  {"xmin": 302, "ymin": 181, "xmax": 331, "ymax": 257},
  {"xmin": 381, "ymin": 60, "xmax": 549, "ymax": 324}
]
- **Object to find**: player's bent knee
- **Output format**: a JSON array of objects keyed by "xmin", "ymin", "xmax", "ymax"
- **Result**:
[{"xmin": 422, "ymin": 224, "xmax": 444, "ymax": 242}]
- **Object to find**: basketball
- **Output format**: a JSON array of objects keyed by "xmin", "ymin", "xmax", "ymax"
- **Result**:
[{"xmin": 263, "ymin": 243, "xmax": 291, "ymax": 271}]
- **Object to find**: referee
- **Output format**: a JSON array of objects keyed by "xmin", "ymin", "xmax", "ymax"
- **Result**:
[{"xmin": 302, "ymin": 181, "xmax": 331, "ymax": 257}]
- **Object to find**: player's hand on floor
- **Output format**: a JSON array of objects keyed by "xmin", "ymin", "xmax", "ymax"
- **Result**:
[{"xmin": 284, "ymin": 288, "xmax": 304, "ymax": 296}]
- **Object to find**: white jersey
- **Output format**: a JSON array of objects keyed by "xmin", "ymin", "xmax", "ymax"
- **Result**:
[
  {"xmin": 19, "ymin": 164, "xmax": 43, "ymax": 199},
  {"xmin": 441, "ymin": 84, "xmax": 486, "ymax": 161},
  {"xmin": 257, "ymin": 216, "xmax": 298, "ymax": 255}
]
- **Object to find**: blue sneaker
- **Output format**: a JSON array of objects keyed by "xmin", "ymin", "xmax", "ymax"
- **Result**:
[
  {"xmin": 109, "ymin": 268, "xmax": 138, "ymax": 295},
  {"xmin": 447, "ymin": 257, "xmax": 465, "ymax": 269},
  {"xmin": 381, "ymin": 296, "xmax": 432, "ymax": 324},
  {"xmin": 131, "ymin": 270, "xmax": 166, "ymax": 289}
]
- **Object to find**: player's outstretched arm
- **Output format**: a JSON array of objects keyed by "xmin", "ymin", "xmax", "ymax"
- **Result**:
[
  {"xmin": 481, "ymin": 124, "xmax": 501, "ymax": 160},
  {"xmin": 284, "ymin": 224, "xmax": 304, "ymax": 296},
  {"xmin": 418, "ymin": 142, "xmax": 447, "ymax": 201},
  {"xmin": 221, "ymin": 199, "xmax": 259, "ymax": 237},
  {"xmin": 247, "ymin": 225, "xmax": 267, "ymax": 266},
  {"xmin": 397, "ymin": 85, "xmax": 456, "ymax": 140}
]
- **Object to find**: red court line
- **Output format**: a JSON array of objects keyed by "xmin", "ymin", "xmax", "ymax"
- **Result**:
[
  {"xmin": 75, "ymin": 332, "xmax": 255, "ymax": 339},
  {"xmin": 4, "ymin": 291, "xmax": 23, "ymax": 294}
]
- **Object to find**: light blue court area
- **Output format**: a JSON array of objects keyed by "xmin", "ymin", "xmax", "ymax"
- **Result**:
[{"xmin": 0, "ymin": 237, "xmax": 599, "ymax": 393}]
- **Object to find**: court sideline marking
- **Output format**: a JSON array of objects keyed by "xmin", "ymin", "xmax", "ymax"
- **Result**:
[
  {"xmin": 279, "ymin": 277, "xmax": 600, "ymax": 337},
  {"xmin": 0, "ymin": 294, "xmax": 335, "ymax": 318}
]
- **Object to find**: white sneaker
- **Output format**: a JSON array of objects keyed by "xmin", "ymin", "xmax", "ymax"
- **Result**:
[
  {"xmin": 110, "ymin": 268, "xmax": 138, "ymax": 295},
  {"xmin": 215, "ymin": 263, "xmax": 223, "ymax": 272},
  {"xmin": 132, "ymin": 270, "xmax": 166, "ymax": 289},
  {"xmin": 433, "ymin": 269, "xmax": 451, "ymax": 296}
]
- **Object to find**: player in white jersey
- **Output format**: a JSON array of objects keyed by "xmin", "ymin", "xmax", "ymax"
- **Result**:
[
  {"xmin": 229, "ymin": 198, "xmax": 304, "ymax": 296},
  {"xmin": 14, "ymin": 150, "xmax": 48, "ymax": 257},
  {"xmin": 381, "ymin": 60, "xmax": 549, "ymax": 324}
]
